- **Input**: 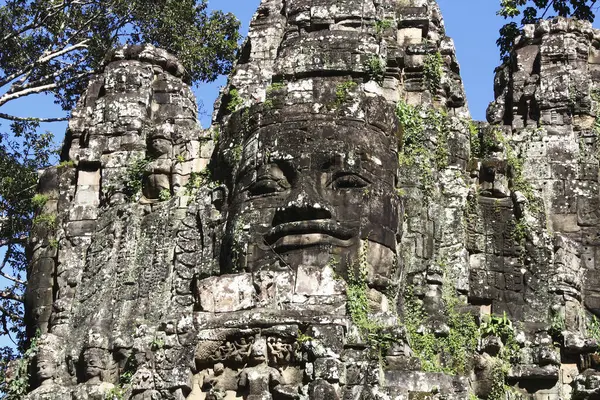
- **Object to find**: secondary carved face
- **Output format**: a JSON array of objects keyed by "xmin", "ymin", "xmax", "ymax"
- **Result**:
[
  {"xmin": 36, "ymin": 349, "xmax": 57, "ymax": 383},
  {"xmin": 82, "ymin": 347, "xmax": 105, "ymax": 383},
  {"xmin": 224, "ymin": 113, "xmax": 400, "ymax": 282}
]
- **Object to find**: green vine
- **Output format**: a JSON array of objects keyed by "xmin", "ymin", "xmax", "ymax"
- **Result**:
[
  {"xmin": 2, "ymin": 331, "xmax": 40, "ymax": 399},
  {"xmin": 480, "ymin": 312, "xmax": 520, "ymax": 400},
  {"xmin": 396, "ymin": 100, "xmax": 450, "ymax": 199},
  {"xmin": 403, "ymin": 264, "xmax": 479, "ymax": 374},
  {"xmin": 347, "ymin": 241, "xmax": 395, "ymax": 357},
  {"xmin": 226, "ymin": 88, "xmax": 244, "ymax": 113},
  {"xmin": 123, "ymin": 157, "xmax": 149, "ymax": 200},
  {"xmin": 424, "ymin": 52, "xmax": 443, "ymax": 94}
]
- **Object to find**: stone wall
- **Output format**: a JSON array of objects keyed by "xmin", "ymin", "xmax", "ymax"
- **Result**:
[{"xmin": 22, "ymin": 1, "xmax": 600, "ymax": 400}]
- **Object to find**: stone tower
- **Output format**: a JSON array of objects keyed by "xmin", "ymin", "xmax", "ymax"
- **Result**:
[{"xmin": 23, "ymin": 0, "xmax": 600, "ymax": 399}]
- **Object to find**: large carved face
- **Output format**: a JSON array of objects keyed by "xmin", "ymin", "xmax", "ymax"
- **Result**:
[{"xmin": 223, "ymin": 109, "xmax": 401, "ymax": 284}]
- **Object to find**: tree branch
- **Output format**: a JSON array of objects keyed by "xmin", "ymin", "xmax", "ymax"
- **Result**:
[
  {"xmin": 0, "ymin": 302, "xmax": 23, "ymax": 322},
  {"xmin": 0, "ymin": 289, "xmax": 23, "ymax": 303},
  {"xmin": 0, "ymin": 112, "xmax": 68, "ymax": 123},
  {"xmin": 0, "ymin": 71, "xmax": 90, "ymax": 107}
]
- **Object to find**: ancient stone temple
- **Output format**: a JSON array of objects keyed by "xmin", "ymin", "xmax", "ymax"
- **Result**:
[{"xmin": 22, "ymin": 0, "xmax": 600, "ymax": 399}]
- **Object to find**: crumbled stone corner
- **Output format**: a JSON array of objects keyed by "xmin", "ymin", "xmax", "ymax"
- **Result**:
[{"xmin": 21, "ymin": 1, "xmax": 600, "ymax": 400}]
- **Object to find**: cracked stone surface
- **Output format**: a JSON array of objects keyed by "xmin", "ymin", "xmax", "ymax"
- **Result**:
[{"xmin": 22, "ymin": 1, "xmax": 600, "ymax": 399}]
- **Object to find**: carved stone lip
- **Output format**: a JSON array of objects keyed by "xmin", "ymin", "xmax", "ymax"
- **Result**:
[{"xmin": 264, "ymin": 220, "xmax": 355, "ymax": 248}]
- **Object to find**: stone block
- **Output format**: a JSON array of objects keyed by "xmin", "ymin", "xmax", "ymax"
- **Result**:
[
  {"xmin": 294, "ymin": 265, "xmax": 344, "ymax": 296},
  {"xmin": 397, "ymin": 28, "xmax": 422, "ymax": 46},
  {"xmin": 196, "ymin": 274, "xmax": 255, "ymax": 313},
  {"xmin": 314, "ymin": 358, "xmax": 345, "ymax": 382}
]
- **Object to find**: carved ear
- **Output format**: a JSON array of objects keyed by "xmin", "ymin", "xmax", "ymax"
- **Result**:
[{"xmin": 211, "ymin": 185, "xmax": 228, "ymax": 211}]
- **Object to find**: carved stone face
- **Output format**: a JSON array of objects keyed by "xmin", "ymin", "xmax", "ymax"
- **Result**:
[
  {"xmin": 36, "ymin": 349, "xmax": 57, "ymax": 382},
  {"xmin": 35, "ymin": 334, "xmax": 61, "ymax": 385},
  {"xmin": 224, "ymin": 112, "xmax": 401, "ymax": 283},
  {"xmin": 82, "ymin": 347, "xmax": 105, "ymax": 383}
]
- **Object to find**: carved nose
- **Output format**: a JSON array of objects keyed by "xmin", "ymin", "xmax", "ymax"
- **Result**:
[{"xmin": 272, "ymin": 204, "xmax": 333, "ymax": 226}]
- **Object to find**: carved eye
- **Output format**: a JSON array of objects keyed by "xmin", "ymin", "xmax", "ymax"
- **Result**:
[
  {"xmin": 248, "ymin": 178, "xmax": 283, "ymax": 196},
  {"xmin": 332, "ymin": 173, "xmax": 370, "ymax": 190}
]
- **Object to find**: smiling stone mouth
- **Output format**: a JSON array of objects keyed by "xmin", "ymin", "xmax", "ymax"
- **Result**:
[{"xmin": 263, "ymin": 219, "xmax": 355, "ymax": 247}]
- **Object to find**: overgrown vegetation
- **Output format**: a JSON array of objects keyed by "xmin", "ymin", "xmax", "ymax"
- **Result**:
[
  {"xmin": 403, "ymin": 263, "xmax": 479, "ymax": 374},
  {"xmin": 32, "ymin": 213, "xmax": 57, "ymax": 230},
  {"xmin": 480, "ymin": 312, "xmax": 520, "ymax": 400},
  {"xmin": 346, "ymin": 241, "xmax": 395, "ymax": 358},
  {"xmin": 396, "ymin": 99, "xmax": 450, "ymax": 199},
  {"xmin": 123, "ymin": 158, "xmax": 149, "ymax": 200},
  {"xmin": 375, "ymin": 19, "xmax": 394, "ymax": 36},
  {"xmin": 364, "ymin": 55, "xmax": 386, "ymax": 84},
  {"xmin": 57, "ymin": 160, "xmax": 75, "ymax": 169},
  {"xmin": 0, "ymin": 330, "xmax": 39, "ymax": 398},
  {"xmin": 158, "ymin": 189, "xmax": 171, "ymax": 202},
  {"xmin": 332, "ymin": 80, "xmax": 358, "ymax": 109},
  {"xmin": 586, "ymin": 314, "xmax": 600, "ymax": 343},
  {"xmin": 226, "ymin": 88, "xmax": 244, "ymax": 113},
  {"xmin": 106, "ymin": 353, "xmax": 139, "ymax": 399},
  {"xmin": 297, "ymin": 331, "xmax": 313, "ymax": 345},
  {"xmin": 264, "ymin": 82, "xmax": 286, "ymax": 109},
  {"xmin": 423, "ymin": 52, "xmax": 443, "ymax": 94},
  {"xmin": 31, "ymin": 194, "xmax": 49, "ymax": 210}
]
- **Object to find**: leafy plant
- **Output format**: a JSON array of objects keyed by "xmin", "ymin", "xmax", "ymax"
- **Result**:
[
  {"xmin": 267, "ymin": 82, "xmax": 286, "ymax": 92},
  {"xmin": 226, "ymin": 88, "xmax": 244, "ymax": 113},
  {"xmin": 423, "ymin": 52, "xmax": 443, "ymax": 94},
  {"xmin": 396, "ymin": 101, "xmax": 451, "ymax": 199},
  {"xmin": 1, "ymin": 331, "xmax": 40, "ymax": 399},
  {"xmin": 347, "ymin": 241, "xmax": 395, "ymax": 357},
  {"xmin": 212, "ymin": 126, "xmax": 221, "ymax": 143},
  {"xmin": 297, "ymin": 332, "xmax": 313, "ymax": 344},
  {"xmin": 105, "ymin": 386, "xmax": 125, "ymax": 400},
  {"xmin": 375, "ymin": 19, "xmax": 394, "ymax": 35},
  {"xmin": 32, "ymin": 213, "xmax": 57, "ymax": 230},
  {"xmin": 587, "ymin": 314, "xmax": 600, "ymax": 342},
  {"xmin": 57, "ymin": 160, "xmax": 75, "ymax": 169},
  {"xmin": 549, "ymin": 308, "xmax": 565, "ymax": 338},
  {"xmin": 333, "ymin": 80, "xmax": 358, "ymax": 108},
  {"xmin": 364, "ymin": 55, "xmax": 386, "ymax": 84},
  {"xmin": 31, "ymin": 194, "xmax": 49, "ymax": 210},
  {"xmin": 123, "ymin": 158, "xmax": 149, "ymax": 200},
  {"xmin": 158, "ymin": 189, "xmax": 172, "ymax": 201},
  {"xmin": 403, "ymin": 263, "xmax": 480, "ymax": 375},
  {"xmin": 468, "ymin": 120, "xmax": 481, "ymax": 158}
]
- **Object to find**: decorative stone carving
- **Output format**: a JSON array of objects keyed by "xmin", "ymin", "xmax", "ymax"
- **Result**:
[{"xmin": 23, "ymin": 1, "xmax": 600, "ymax": 399}]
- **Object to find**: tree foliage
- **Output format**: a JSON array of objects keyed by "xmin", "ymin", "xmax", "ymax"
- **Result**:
[
  {"xmin": 0, "ymin": 0, "xmax": 240, "ymax": 365},
  {"xmin": 497, "ymin": 0, "xmax": 598, "ymax": 60}
]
